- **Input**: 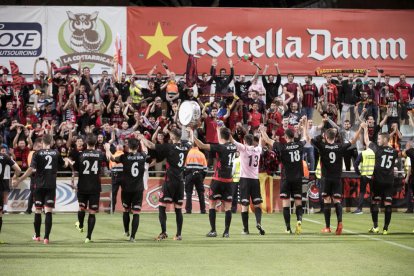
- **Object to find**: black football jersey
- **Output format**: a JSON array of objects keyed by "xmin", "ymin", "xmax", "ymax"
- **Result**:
[
  {"xmin": 211, "ymin": 142, "xmax": 238, "ymax": 182},
  {"xmin": 74, "ymin": 149, "xmax": 107, "ymax": 194},
  {"xmin": 369, "ymin": 143, "xmax": 398, "ymax": 184},
  {"xmin": 312, "ymin": 137, "xmax": 351, "ymax": 178},
  {"xmin": 406, "ymin": 148, "xmax": 414, "ymax": 175},
  {"xmin": 115, "ymin": 152, "xmax": 146, "ymax": 192},
  {"xmin": 0, "ymin": 153, "xmax": 16, "ymax": 191},
  {"xmin": 31, "ymin": 149, "xmax": 64, "ymax": 189},
  {"xmin": 155, "ymin": 141, "xmax": 191, "ymax": 182},
  {"xmin": 273, "ymin": 141, "xmax": 305, "ymax": 181}
]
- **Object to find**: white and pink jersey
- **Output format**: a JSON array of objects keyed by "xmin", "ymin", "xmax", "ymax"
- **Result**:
[{"xmin": 234, "ymin": 141, "xmax": 262, "ymax": 179}]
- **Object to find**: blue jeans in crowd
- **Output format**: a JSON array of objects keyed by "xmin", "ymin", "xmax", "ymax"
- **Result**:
[{"xmin": 303, "ymin": 146, "xmax": 315, "ymax": 172}]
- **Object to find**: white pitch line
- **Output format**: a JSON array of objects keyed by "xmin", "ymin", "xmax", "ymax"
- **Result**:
[{"xmin": 303, "ymin": 218, "xmax": 414, "ymax": 252}]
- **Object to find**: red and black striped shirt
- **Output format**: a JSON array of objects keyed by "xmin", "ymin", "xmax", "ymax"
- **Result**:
[{"xmin": 301, "ymin": 84, "xmax": 318, "ymax": 107}]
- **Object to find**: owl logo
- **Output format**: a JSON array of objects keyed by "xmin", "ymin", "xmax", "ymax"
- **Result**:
[{"xmin": 66, "ymin": 11, "xmax": 102, "ymax": 53}]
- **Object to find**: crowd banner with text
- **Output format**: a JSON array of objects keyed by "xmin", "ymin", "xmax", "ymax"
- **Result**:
[
  {"xmin": 127, "ymin": 7, "xmax": 414, "ymax": 76},
  {"xmin": 0, "ymin": 6, "xmax": 46, "ymax": 71},
  {"xmin": 0, "ymin": 6, "xmax": 127, "ymax": 74}
]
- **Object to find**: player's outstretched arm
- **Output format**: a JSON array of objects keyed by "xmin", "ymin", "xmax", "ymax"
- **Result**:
[
  {"xmin": 194, "ymin": 136, "xmax": 211, "ymax": 151},
  {"xmin": 138, "ymin": 134, "xmax": 156, "ymax": 150},
  {"xmin": 361, "ymin": 122, "xmax": 371, "ymax": 148},
  {"xmin": 259, "ymin": 125, "xmax": 275, "ymax": 147},
  {"xmin": 302, "ymin": 117, "xmax": 311, "ymax": 144},
  {"xmin": 104, "ymin": 143, "xmax": 114, "ymax": 161},
  {"xmin": 186, "ymin": 127, "xmax": 194, "ymax": 145},
  {"xmin": 140, "ymin": 140, "xmax": 148, "ymax": 155},
  {"xmin": 350, "ymin": 124, "xmax": 363, "ymax": 145},
  {"xmin": 11, "ymin": 163, "xmax": 22, "ymax": 187},
  {"xmin": 14, "ymin": 167, "xmax": 34, "ymax": 187}
]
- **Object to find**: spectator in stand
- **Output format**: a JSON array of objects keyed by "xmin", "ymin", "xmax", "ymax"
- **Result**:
[
  {"xmin": 301, "ymin": 75, "xmax": 318, "ymax": 119},
  {"xmin": 196, "ymin": 58, "xmax": 216, "ymax": 103},
  {"xmin": 386, "ymin": 91, "xmax": 401, "ymax": 131},
  {"xmin": 262, "ymin": 63, "xmax": 281, "ymax": 106},
  {"xmin": 319, "ymin": 75, "xmax": 339, "ymax": 107},
  {"xmin": 394, "ymin": 74, "xmax": 412, "ymax": 124},
  {"xmin": 12, "ymin": 127, "xmax": 32, "ymax": 171},
  {"xmin": 303, "ymin": 119, "xmax": 322, "ymax": 171},
  {"xmin": 340, "ymin": 74, "xmax": 358, "ymax": 125},
  {"xmin": 212, "ymin": 59, "xmax": 234, "ymax": 95},
  {"xmin": 283, "ymin": 73, "xmax": 302, "ymax": 105}
]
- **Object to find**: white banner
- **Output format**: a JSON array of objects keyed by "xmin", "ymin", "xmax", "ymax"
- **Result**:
[
  {"xmin": 0, "ymin": 6, "xmax": 47, "ymax": 73},
  {"xmin": 7, "ymin": 178, "xmax": 79, "ymax": 212},
  {"xmin": 0, "ymin": 6, "xmax": 127, "ymax": 75},
  {"xmin": 47, "ymin": 6, "xmax": 127, "ymax": 74}
]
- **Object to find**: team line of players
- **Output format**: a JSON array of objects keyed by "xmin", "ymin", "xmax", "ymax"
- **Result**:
[{"xmin": 0, "ymin": 116, "xmax": 411, "ymax": 243}]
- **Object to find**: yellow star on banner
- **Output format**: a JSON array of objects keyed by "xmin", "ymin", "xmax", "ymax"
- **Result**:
[{"xmin": 140, "ymin": 23, "xmax": 177, "ymax": 60}]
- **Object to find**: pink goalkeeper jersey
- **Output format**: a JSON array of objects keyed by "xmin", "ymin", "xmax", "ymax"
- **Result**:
[{"xmin": 234, "ymin": 141, "xmax": 262, "ymax": 179}]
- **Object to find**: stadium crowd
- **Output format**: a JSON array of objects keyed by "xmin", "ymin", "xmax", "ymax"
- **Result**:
[{"xmin": 0, "ymin": 57, "xmax": 414, "ymax": 215}]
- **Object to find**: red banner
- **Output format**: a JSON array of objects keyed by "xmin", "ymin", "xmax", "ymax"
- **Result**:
[{"xmin": 127, "ymin": 8, "xmax": 414, "ymax": 76}]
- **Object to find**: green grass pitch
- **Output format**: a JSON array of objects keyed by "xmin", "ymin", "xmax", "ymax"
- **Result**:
[{"xmin": 1, "ymin": 212, "xmax": 413, "ymax": 275}]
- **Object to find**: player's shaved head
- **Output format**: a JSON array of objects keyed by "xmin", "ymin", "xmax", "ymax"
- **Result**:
[
  {"xmin": 170, "ymin": 129, "xmax": 182, "ymax": 142},
  {"xmin": 244, "ymin": 134, "xmax": 254, "ymax": 146},
  {"xmin": 285, "ymin": 129, "xmax": 295, "ymax": 140},
  {"xmin": 220, "ymin": 127, "xmax": 231, "ymax": 141},
  {"xmin": 128, "ymin": 138, "xmax": 139, "ymax": 151},
  {"xmin": 42, "ymin": 134, "xmax": 53, "ymax": 146},
  {"xmin": 326, "ymin": 128, "xmax": 336, "ymax": 141},
  {"xmin": 86, "ymin": 134, "xmax": 97, "ymax": 147}
]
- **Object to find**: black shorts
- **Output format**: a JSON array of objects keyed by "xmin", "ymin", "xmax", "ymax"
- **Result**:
[
  {"xmin": 372, "ymin": 181, "xmax": 394, "ymax": 203},
  {"xmin": 34, "ymin": 188, "xmax": 56, "ymax": 208},
  {"xmin": 122, "ymin": 190, "xmax": 143, "ymax": 212},
  {"xmin": 2, "ymin": 180, "xmax": 10, "ymax": 192},
  {"xmin": 159, "ymin": 181, "xmax": 184, "ymax": 205},
  {"xmin": 239, "ymin": 178, "xmax": 262, "ymax": 206},
  {"xmin": 209, "ymin": 180, "xmax": 233, "ymax": 202},
  {"xmin": 321, "ymin": 178, "xmax": 342, "ymax": 199},
  {"xmin": 280, "ymin": 178, "xmax": 302, "ymax": 199},
  {"xmin": 77, "ymin": 193, "xmax": 100, "ymax": 211}
]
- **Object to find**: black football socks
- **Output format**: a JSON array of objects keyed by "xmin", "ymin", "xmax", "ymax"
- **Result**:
[
  {"xmin": 384, "ymin": 205, "xmax": 392, "ymax": 231},
  {"xmin": 175, "ymin": 208, "xmax": 183, "ymax": 236},
  {"xmin": 209, "ymin": 209, "xmax": 216, "ymax": 232},
  {"xmin": 131, "ymin": 214, "xmax": 139, "ymax": 239},
  {"xmin": 254, "ymin": 207, "xmax": 262, "ymax": 225},
  {"xmin": 224, "ymin": 210, "xmax": 232, "ymax": 234},
  {"xmin": 334, "ymin": 202, "xmax": 343, "ymax": 223},
  {"xmin": 86, "ymin": 214, "xmax": 96, "ymax": 240},
  {"xmin": 44, "ymin": 212, "xmax": 52, "ymax": 239},
  {"xmin": 78, "ymin": 210, "xmax": 85, "ymax": 229},
  {"xmin": 34, "ymin": 213, "xmax": 41, "ymax": 238},
  {"xmin": 295, "ymin": 205, "xmax": 303, "ymax": 222},
  {"xmin": 241, "ymin": 211, "xmax": 249, "ymax": 232},
  {"xmin": 371, "ymin": 204, "xmax": 379, "ymax": 228},
  {"xmin": 324, "ymin": 203, "xmax": 332, "ymax": 228},
  {"xmin": 283, "ymin": 207, "xmax": 291, "ymax": 231},
  {"xmin": 123, "ymin": 212, "xmax": 130, "ymax": 233},
  {"xmin": 159, "ymin": 206, "xmax": 167, "ymax": 233}
]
